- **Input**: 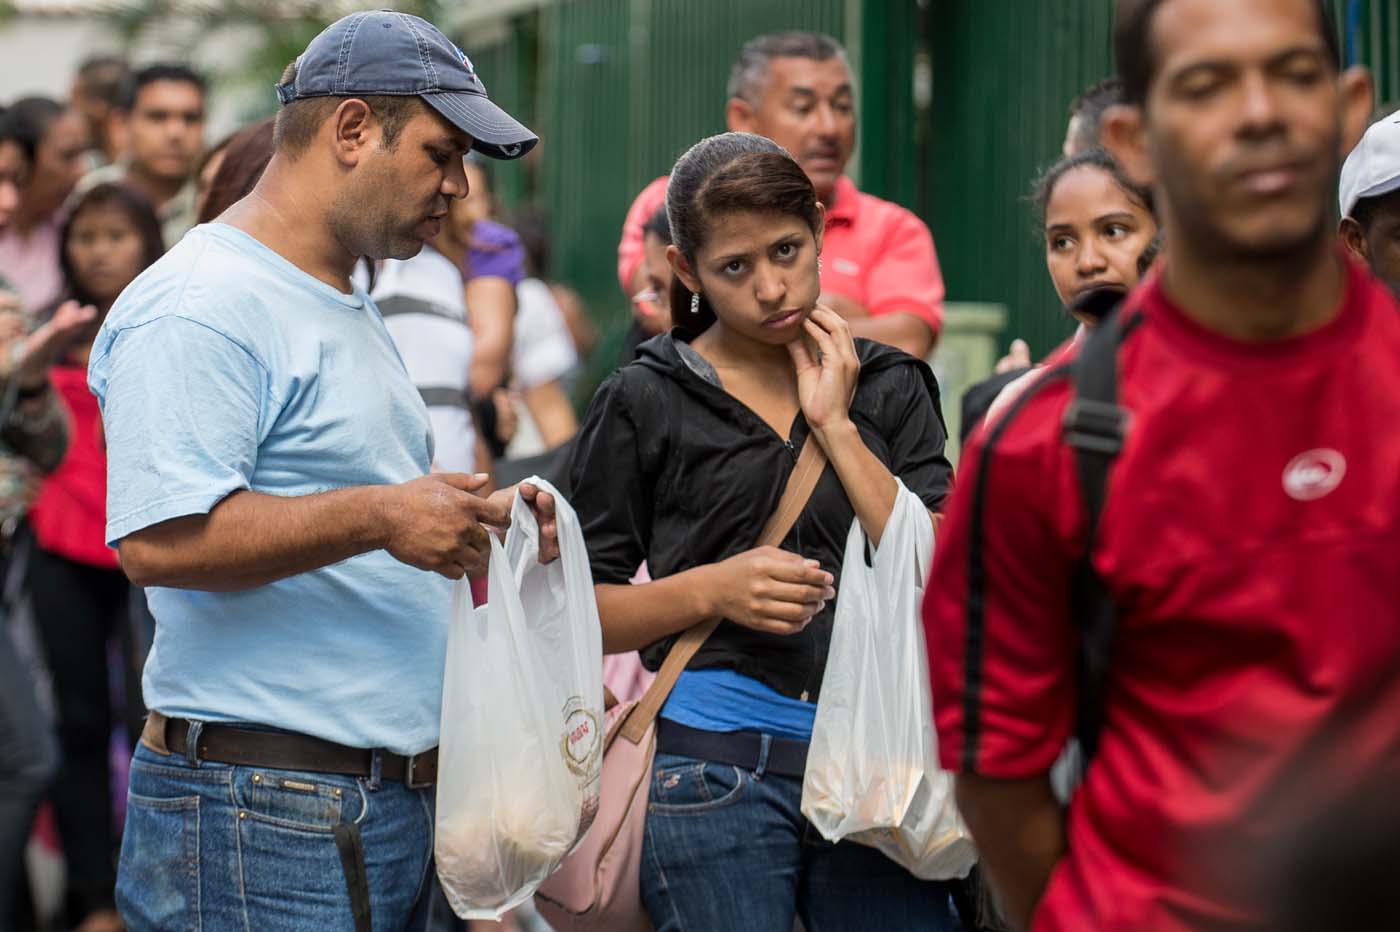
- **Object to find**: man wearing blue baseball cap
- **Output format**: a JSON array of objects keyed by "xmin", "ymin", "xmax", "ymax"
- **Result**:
[{"xmin": 88, "ymin": 12, "xmax": 548, "ymax": 929}]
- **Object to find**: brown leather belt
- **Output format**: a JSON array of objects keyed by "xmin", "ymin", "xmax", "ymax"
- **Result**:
[{"xmin": 140, "ymin": 711, "xmax": 438, "ymax": 789}]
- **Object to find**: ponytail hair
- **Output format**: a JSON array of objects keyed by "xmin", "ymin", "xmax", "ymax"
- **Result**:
[{"xmin": 665, "ymin": 132, "xmax": 822, "ymax": 336}]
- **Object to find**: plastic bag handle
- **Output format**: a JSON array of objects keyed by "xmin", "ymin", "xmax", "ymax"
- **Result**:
[{"xmin": 615, "ymin": 437, "xmax": 829, "ymax": 746}]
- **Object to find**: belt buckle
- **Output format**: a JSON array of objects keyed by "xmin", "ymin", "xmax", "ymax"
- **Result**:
[{"xmin": 404, "ymin": 753, "xmax": 430, "ymax": 790}]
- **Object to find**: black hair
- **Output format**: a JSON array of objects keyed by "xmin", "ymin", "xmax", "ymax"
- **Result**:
[
  {"xmin": 1350, "ymin": 188, "xmax": 1400, "ymax": 233},
  {"xmin": 1115, "ymin": 0, "xmax": 1340, "ymax": 107},
  {"xmin": 1032, "ymin": 146, "xmax": 1155, "ymax": 227},
  {"xmin": 1136, "ymin": 229, "xmax": 1165, "ymax": 276},
  {"xmin": 505, "ymin": 204, "xmax": 551, "ymax": 279},
  {"xmin": 75, "ymin": 55, "xmax": 135, "ymax": 108},
  {"xmin": 197, "ymin": 117, "xmax": 275, "ymax": 224},
  {"xmin": 4, "ymin": 97, "xmax": 65, "ymax": 164},
  {"xmin": 1067, "ymin": 76, "xmax": 1123, "ymax": 153},
  {"xmin": 0, "ymin": 107, "xmax": 26, "ymax": 169},
  {"xmin": 642, "ymin": 205, "xmax": 671, "ymax": 245},
  {"xmin": 59, "ymin": 183, "xmax": 164, "ymax": 308},
  {"xmin": 127, "ymin": 63, "xmax": 207, "ymax": 109},
  {"xmin": 727, "ymin": 32, "xmax": 848, "ymax": 102},
  {"xmin": 666, "ymin": 131, "xmax": 823, "ymax": 335},
  {"xmin": 273, "ymin": 59, "xmax": 421, "ymax": 156}
]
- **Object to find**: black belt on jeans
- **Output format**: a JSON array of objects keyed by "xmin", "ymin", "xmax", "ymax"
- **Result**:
[
  {"xmin": 655, "ymin": 719, "xmax": 809, "ymax": 778},
  {"xmin": 141, "ymin": 711, "xmax": 438, "ymax": 789}
]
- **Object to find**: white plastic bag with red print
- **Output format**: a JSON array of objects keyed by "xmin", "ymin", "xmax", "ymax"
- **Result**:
[
  {"xmin": 435, "ymin": 477, "xmax": 605, "ymax": 919},
  {"xmin": 801, "ymin": 480, "xmax": 977, "ymax": 880}
]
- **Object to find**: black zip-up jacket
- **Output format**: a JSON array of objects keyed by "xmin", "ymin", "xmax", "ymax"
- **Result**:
[{"xmin": 568, "ymin": 331, "xmax": 953, "ymax": 701}]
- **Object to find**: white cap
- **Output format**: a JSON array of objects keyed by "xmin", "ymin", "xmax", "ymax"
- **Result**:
[{"xmin": 1340, "ymin": 108, "xmax": 1400, "ymax": 219}]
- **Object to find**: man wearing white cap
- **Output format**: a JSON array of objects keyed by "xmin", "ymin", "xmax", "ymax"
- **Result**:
[{"xmin": 1340, "ymin": 107, "xmax": 1400, "ymax": 296}]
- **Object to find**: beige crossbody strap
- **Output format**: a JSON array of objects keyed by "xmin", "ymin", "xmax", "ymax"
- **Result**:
[{"xmin": 617, "ymin": 437, "xmax": 829, "ymax": 745}]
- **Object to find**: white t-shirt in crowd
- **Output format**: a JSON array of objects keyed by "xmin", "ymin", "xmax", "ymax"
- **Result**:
[
  {"xmin": 513, "ymin": 277, "xmax": 579, "ymax": 390},
  {"xmin": 506, "ymin": 278, "xmax": 580, "ymax": 458},
  {"xmin": 360, "ymin": 248, "xmax": 478, "ymax": 474}
]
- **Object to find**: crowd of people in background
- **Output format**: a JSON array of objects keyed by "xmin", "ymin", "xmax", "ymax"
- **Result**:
[
  {"xmin": 0, "ymin": 38, "xmax": 589, "ymax": 932},
  {"xmin": 3, "ymin": 0, "xmax": 1400, "ymax": 930}
]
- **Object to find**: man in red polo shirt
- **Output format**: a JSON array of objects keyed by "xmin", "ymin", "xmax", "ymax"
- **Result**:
[
  {"xmin": 924, "ymin": 1, "xmax": 1392, "ymax": 930},
  {"xmin": 617, "ymin": 32, "xmax": 942, "ymax": 358}
]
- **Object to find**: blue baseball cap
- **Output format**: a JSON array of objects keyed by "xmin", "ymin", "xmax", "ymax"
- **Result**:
[{"xmin": 275, "ymin": 10, "xmax": 538, "ymax": 161}]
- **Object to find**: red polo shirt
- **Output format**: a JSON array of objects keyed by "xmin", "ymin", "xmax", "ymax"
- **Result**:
[
  {"xmin": 617, "ymin": 174, "xmax": 944, "ymax": 335},
  {"xmin": 924, "ymin": 258, "xmax": 1400, "ymax": 931}
]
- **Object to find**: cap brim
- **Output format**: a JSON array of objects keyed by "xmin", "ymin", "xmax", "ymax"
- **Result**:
[
  {"xmin": 423, "ymin": 92, "xmax": 538, "ymax": 161},
  {"xmin": 1347, "ymin": 174, "xmax": 1400, "ymax": 217}
]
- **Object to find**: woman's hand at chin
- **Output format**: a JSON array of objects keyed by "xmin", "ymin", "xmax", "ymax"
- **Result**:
[{"xmin": 787, "ymin": 304, "xmax": 861, "ymax": 438}]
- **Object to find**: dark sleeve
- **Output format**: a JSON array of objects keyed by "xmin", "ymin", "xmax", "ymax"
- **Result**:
[
  {"xmin": 567, "ymin": 371, "xmax": 656, "ymax": 585},
  {"xmin": 882, "ymin": 362, "xmax": 954, "ymax": 511},
  {"xmin": 1, "ymin": 391, "xmax": 68, "ymax": 474},
  {"xmin": 960, "ymin": 368, "xmax": 1031, "ymax": 443}
]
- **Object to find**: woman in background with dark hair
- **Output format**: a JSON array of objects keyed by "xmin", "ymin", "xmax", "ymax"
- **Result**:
[
  {"xmin": 195, "ymin": 117, "xmax": 274, "ymax": 225},
  {"xmin": 569, "ymin": 132, "xmax": 958, "ymax": 930},
  {"xmin": 196, "ymin": 116, "xmax": 274, "ymax": 223},
  {"xmin": 979, "ymin": 148, "xmax": 1159, "ymax": 429},
  {"xmin": 26, "ymin": 182, "xmax": 162, "ymax": 932}
]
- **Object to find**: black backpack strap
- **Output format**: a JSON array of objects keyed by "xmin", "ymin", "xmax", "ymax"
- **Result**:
[{"xmin": 1062, "ymin": 309, "xmax": 1132, "ymax": 762}]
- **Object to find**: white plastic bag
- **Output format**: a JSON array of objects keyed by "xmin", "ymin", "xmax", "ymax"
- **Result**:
[
  {"xmin": 801, "ymin": 480, "xmax": 977, "ymax": 880},
  {"xmin": 435, "ymin": 477, "xmax": 605, "ymax": 919}
]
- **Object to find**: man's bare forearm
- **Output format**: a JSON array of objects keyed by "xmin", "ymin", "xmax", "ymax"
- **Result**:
[
  {"xmin": 847, "ymin": 311, "xmax": 935, "ymax": 358},
  {"xmin": 118, "ymin": 486, "xmax": 392, "ymax": 592},
  {"xmin": 955, "ymin": 773, "xmax": 1066, "ymax": 932}
]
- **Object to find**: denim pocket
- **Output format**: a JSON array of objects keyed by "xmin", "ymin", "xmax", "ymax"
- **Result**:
[
  {"xmin": 116, "ymin": 792, "xmax": 200, "ymax": 929},
  {"xmin": 231, "ymin": 767, "xmax": 364, "ymax": 833},
  {"xmin": 649, "ymin": 754, "xmax": 746, "ymax": 812}
]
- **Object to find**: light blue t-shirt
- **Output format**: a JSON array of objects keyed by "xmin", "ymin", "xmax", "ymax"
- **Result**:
[{"xmin": 89, "ymin": 223, "xmax": 451, "ymax": 755}]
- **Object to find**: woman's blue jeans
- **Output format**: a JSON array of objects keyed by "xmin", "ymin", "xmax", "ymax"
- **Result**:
[{"xmin": 640, "ymin": 749, "xmax": 964, "ymax": 932}]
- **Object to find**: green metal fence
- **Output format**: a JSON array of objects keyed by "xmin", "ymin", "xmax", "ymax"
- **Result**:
[
  {"xmin": 468, "ymin": 0, "xmax": 851, "ymax": 394},
  {"xmin": 923, "ymin": 0, "xmax": 1115, "ymax": 360},
  {"xmin": 463, "ymin": 0, "xmax": 1400, "ymax": 383}
]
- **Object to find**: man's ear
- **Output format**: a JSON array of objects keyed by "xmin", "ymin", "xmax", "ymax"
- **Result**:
[
  {"xmin": 330, "ymin": 98, "xmax": 375, "ymax": 167},
  {"xmin": 1101, "ymin": 102, "xmax": 1155, "ymax": 190},
  {"xmin": 1338, "ymin": 66, "xmax": 1376, "ymax": 158},
  {"xmin": 667, "ymin": 244, "xmax": 702, "ymax": 295},
  {"xmin": 726, "ymin": 97, "xmax": 757, "ymax": 134},
  {"xmin": 1339, "ymin": 216, "xmax": 1371, "ymax": 265}
]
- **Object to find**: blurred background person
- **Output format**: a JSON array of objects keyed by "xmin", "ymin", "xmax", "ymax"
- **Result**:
[
  {"xmin": 0, "ymin": 103, "xmax": 98, "ymax": 932},
  {"xmin": 193, "ymin": 116, "xmax": 274, "ymax": 225},
  {"xmin": 0, "ymin": 97, "xmax": 92, "ymax": 314},
  {"xmin": 618, "ymin": 205, "xmax": 674, "ymax": 365},
  {"xmin": 458, "ymin": 154, "xmax": 525, "ymax": 464},
  {"xmin": 68, "ymin": 56, "xmax": 133, "ymax": 170},
  {"xmin": 1339, "ymin": 106, "xmax": 1400, "ymax": 298},
  {"xmin": 617, "ymin": 31, "xmax": 944, "ymax": 358},
  {"xmin": 1061, "ymin": 76, "xmax": 1122, "ymax": 158},
  {"xmin": 977, "ymin": 147, "xmax": 1158, "ymax": 431},
  {"xmin": 510, "ymin": 203, "xmax": 596, "ymax": 367},
  {"xmin": 79, "ymin": 63, "xmax": 205, "ymax": 249},
  {"xmin": 27, "ymin": 182, "xmax": 162, "ymax": 932}
]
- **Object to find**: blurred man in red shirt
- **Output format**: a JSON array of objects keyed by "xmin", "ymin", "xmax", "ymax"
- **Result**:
[
  {"xmin": 924, "ymin": 1, "xmax": 1390, "ymax": 930},
  {"xmin": 618, "ymin": 32, "xmax": 943, "ymax": 358}
]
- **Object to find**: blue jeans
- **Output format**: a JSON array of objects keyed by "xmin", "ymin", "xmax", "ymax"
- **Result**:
[
  {"xmin": 640, "ymin": 751, "xmax": 963, "ymax": 932},
  {"xmin": 116, "ymin": 735, "xmax": 438, "ymax": 931}
]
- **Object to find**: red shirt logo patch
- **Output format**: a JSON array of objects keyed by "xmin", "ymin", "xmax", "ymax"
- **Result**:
[{"xmin": 1282, "ymin": 449, "xmax": 1346, "ymax": 501}]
